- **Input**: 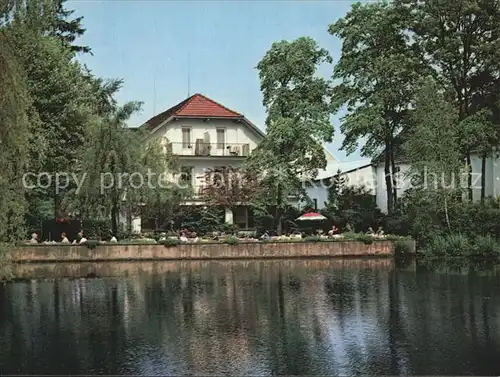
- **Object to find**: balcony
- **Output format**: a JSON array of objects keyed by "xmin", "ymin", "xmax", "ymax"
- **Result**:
[{"xmin": 166, "ymin": 142, "xmax": 253, "ymax": 157}]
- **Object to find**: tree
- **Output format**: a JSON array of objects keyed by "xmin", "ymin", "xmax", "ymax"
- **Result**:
[
  {"xmin": 1, "ymin": 0, "xmax": 91, "ymax": 53},
  {"xmin": 396, "ymin": 0, "xmax": 500, "ymax": 201},
  {"xmin": 0, "ymin": 31, "xmax": 31, "ymax": 242},
  {"xmin": 200, "ymin": 166, "xmax": 261, "ymax": 208},
  {"xmin": 249, "ymin": 37, "xmax": 334, "ymax": 234},
  {"xmin": 4, "ymin": 18, "xmax": 97, "ymax": 216},
  {"xmin": 404, "ymin": 79, "xmax": 463, "ymax": 230},
  {"xmin": 69, "ymin": 102, "xmax": 144, "ymax": 235},
  {"xmin": 50, "ymin": 0, "xmax": 91, "ymax": 54},
  {"xmin": 329, "ymin": 2, "xmax": 424, "ymax": 214}
]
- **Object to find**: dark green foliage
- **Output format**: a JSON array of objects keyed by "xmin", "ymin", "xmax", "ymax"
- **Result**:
[
  {"xmin": 84, "ymin": 240, "xmax": 99, "ymax": 249},
  {"xmin": 176, "ymin": 206, "xmax": 224, "ymax": 236},
  {"xmin": 223, "ymin": 236, "xmax": 239, "ymax": 245},
  {"xmin": 249, "ymin": 37, "xmax": 334, "ymax": 234},
  {"xmin": 394, "ymin": 240, "xmax": 411, "ymax": 256},
  {"xmin": 218, "ymin": 223, "xmax": 239, "ymax": 235},
  {"xmin": 322, "ymin": 185, "xmax": 384, "ymax": 232},
  {"xmin": 304, "ymin": 236, "xmax": 322, "ymax": 243},
  {"xmin": 81, "ymin": 220, "xmax": 111, "ymax": 240},
  {"xmin": 0, "ymin": 31, "xmax": 31, "ymax": 242},
  {"xmin": 161, "ymin": 238, "xmax": 180, "ymax": 247}
]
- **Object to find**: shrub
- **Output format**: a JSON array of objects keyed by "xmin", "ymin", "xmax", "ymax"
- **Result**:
[
  {"xmin": 85, "ymin": 240, "xmax": 99, "ymax": 249},
  {"xmin": 82, "ymin": 220, "xmax": 111, "ymax": 240},
  {"xmin": 218, "ymin": 223, "xmax": 239, "ymax": 235},
  {"xmin": 304, "ymin": 236, "xmax": 322, "ymax": 242},
  {"xmin": 421, "ymin": 234, "xmax": 471, "ymax": 257},
  {"xmin": 471, "ymin": 235, "xmax": 500, "ymax": 257},
  {"xmin": 394, "ymin": 240, "xmax": 411, "ymax": 255},
  {"xmin": 223, "ymin": 236, "xmax": 239, "ymax": 245},
  {"xmin": 355, "ymin": 234, "xmax": 374, "ymax": 245},
  {"xmin": 161, "ymin": 238, "xmax": 180, "ymax": 247}
]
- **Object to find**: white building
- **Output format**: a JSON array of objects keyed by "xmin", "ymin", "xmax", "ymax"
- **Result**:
[
  {"xmin": 305, "ymin": 151, "xmax": 500, "ymax": 215},
  {"xmin": 140, "ymin": 93, "xmax": 265, "ymax": 229},
  {"xmin": 302, "ymin": 159, "xmax": 374, "ymax": 210}
]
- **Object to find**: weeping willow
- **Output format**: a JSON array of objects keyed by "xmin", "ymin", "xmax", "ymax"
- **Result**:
[{"xmin": 0, "ymin": 31, "xmax": 31, "ymax": 242}]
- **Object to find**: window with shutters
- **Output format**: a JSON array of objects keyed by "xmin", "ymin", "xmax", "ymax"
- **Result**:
[
  {"xmin": 216, "ymin": 129, "xmax": 225, "ymax": 149},
  {"xmin": 182, "ymin": 128, "xmax": 191, "ymax": 148}
]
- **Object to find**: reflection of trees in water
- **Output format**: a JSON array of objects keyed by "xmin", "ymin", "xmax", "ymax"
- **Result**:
[{"xmin": 2, "ymin": 260, "xmax": 500, "ymax": 375}]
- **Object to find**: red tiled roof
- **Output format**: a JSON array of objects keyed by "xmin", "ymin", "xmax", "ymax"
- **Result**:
[{"xmin": 143, "ymin": 93, "xmax": 242, "ymax": 131}]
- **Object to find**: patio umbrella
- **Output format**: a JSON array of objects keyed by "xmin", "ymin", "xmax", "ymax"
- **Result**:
[{"xmin": 296, "ymin": 212, "xmax": 327, "ymax": 221}]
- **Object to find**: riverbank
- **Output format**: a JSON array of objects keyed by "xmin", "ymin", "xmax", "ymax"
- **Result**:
[{"xmin": 8, "ymin": 239, "xmax": 415, "ymax": 263}]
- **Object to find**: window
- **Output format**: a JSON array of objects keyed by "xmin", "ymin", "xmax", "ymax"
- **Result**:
[
  {"xmin": 313, "ymin": 199, "xmax": 318, "ymax": 210},
  {"xmin": 216, "ymin": 129, "xmax": 225, "ymax": 149},
  {"xmin": 182, "ymin": 128, "xmax": 191, "ymax": 148},
  {"xmin": 179, "ymin": 166, "xmax": 193, "ymax": 187},
  {"xmin": 233, "ymin": 206, "xmax": 248, "ymax": 229}
]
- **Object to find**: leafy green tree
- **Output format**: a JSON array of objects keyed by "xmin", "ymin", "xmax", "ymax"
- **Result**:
[
  {"xmin": 4, "ymin": 19, "xmax": 96, "ymax": 216},
  {"xmin": 329, "ymin": 2, "xmax": 424, "ymax": 214},
  {"xmin": 404, "ymin": 79, "xmax": 463, "ymax": 230},
  {"xmin": 396, "ymin": 0, "xmax": 500, "ymax": 201},
  {"xmin": 0, "ymin": 31, "xmax": 31, "ymax": 242},
  {"xmin": 1, "ymin": 0, "xmax": 90, "ymax": 53},
  {"xmin": 249, "ymin": 37, "xmax": 334, "ymax": 234}
]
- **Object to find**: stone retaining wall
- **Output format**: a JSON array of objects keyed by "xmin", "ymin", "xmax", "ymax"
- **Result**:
[{"xmin": 9, "ymin": 240, "xmax": 414, "ymax": 263}]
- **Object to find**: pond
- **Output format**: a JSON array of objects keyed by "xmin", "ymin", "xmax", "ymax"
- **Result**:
[{"xmin": 1, "ymin": 258, "xmax": 500, "ymax": 375}]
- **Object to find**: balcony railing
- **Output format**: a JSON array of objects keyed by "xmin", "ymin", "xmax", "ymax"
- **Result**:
[{"xmin": 166, "ymin": 142, "xmax": 253, "ymax": 157}]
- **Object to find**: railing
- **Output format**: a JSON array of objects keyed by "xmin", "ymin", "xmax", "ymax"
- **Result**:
[{"xmin": 166, "ymin": 142, "xmax": 253, "ymax": 157}]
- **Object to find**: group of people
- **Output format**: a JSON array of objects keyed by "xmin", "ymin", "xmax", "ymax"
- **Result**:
[{"xmin": 27, "ymin": 231, "xmax": 117, "ymax": 245}]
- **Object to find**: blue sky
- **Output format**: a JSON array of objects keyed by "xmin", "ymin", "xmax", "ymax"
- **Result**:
[{"xmin": 71, "ymin": 0, "xmax": 364, "ymax": 161}]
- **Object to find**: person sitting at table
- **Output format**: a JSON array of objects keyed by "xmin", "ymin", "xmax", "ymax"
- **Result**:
[
  {"xmin": 328, "ymin": 225, "xmax": 339, "ymax": 236},
  {"xmin": 29, "ymin": 233, "xmax": 38, "ymax": 244},
  {"xmin": 60, "ymin": 232, "xmax": 70, "ymax": 243}
]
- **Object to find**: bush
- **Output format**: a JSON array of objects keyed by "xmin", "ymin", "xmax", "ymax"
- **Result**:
[
  {"xmin": 394, "ymin": 240, "xmax": 411, "ymax": 255},
  {"xmin": 355, "ymin": 234, "xmax": 374, "ymax": 245},
  {"xmin": 82, "ymin": 220, "xmax": 111, "ymax": 240},
  {"xmin": 161, "ymin": 238, "xmax": 180, "ymax": 247},
  {"xmin": 421, "ymin": 234, "xmax": 471, "ymax": 257},
  {"xmin": 218, "ymin": 223, "xmax": 239, "ymax": 235},
  {"xmin": 470, "ymin": 235, "xmax": 500, "ymax": 257},
  {"xmin": 304, "ymin": 236, "xmax": 322, "ymax": 242},
  {"xmin": 85, "ymin": 240, "xmax": 99, "ymax": 249},
  {"xmin": 223, "ymin": 236, "xmax": 239, "ymax": 245}
]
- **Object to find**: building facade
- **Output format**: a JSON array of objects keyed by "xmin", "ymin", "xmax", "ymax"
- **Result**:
[{"xmin": 141, "ymin": 93, "xmax": 265, "ymax": 229}]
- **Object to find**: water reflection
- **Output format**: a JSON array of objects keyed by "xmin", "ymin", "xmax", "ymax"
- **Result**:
[{"xmin": 1, "ymin": 258, "xmax": 500, "ymax": 375}]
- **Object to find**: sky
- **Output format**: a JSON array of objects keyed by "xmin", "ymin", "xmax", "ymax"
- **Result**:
[{"xmin": 71, "ymin": 0, "xmax": 364, "ymax": 162}]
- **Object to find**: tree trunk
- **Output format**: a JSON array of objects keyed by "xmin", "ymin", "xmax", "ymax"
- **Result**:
[
  {"xmin": 111, "ymin": 192, "xmax": 118, "ymax": 237},
  {"xmin": 276, "ymin": 207, "xmax": 283, "ymax": 236},
  {"xmin": 481, "ymin": 154, "xmax": 486, "ymax": 204},
  {"xmin": 390, "ymin": 143, "xmax": 398, "ymax": 211},
  {"xmin": 467, "ymin": 151, "xmax": 473, "ymax": 202},
  {"xmin": 384, "ymin": 142, "xmax": 393, "ymax": 214},
  {"xmin": 443, "ymin": 192, "xmax": 451, "ymax": 231}
]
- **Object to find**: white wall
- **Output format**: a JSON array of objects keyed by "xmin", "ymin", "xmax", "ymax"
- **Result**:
[
  {"xmin": 342, "ymin": 166, "xmax": 377, "ymax": 194},
  {"xmin": 375, "ymin": 163, "xmax": 412, "ymax": 213},
  {"xmin": 298, "ymin": 165, "xmax": 377, "ymax": 211},
  {"xmin": 470, "ymin": 154, "xmax": 498, "ymax": 200}
]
